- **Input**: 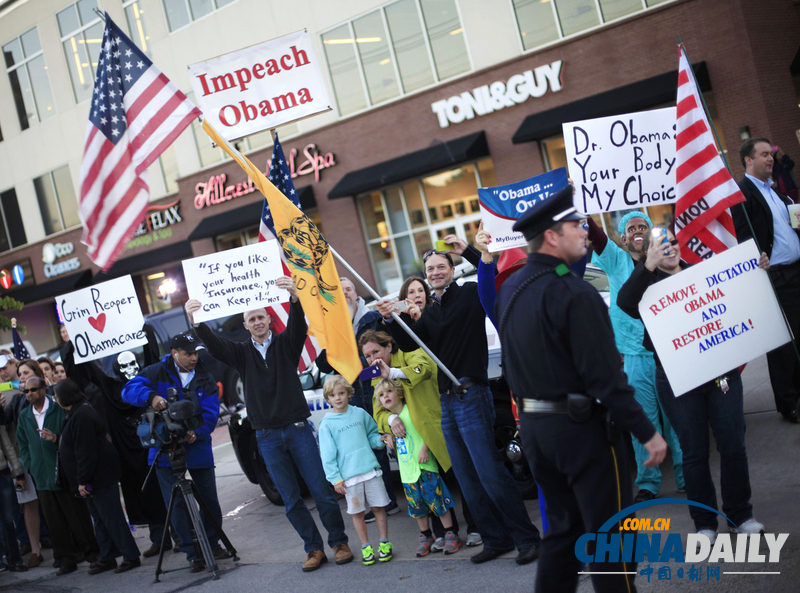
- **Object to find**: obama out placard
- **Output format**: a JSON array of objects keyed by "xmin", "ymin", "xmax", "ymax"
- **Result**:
[{"xmin": 638, "ymin": 240, "xmax": 790, "ymax": 395}]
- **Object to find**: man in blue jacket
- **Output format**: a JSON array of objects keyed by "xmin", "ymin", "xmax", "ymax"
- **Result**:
[{"xmin": 122, "ymin": 332, "xmax": 225, "ymax": 571}]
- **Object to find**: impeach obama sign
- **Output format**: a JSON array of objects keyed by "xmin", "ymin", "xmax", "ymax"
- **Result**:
[{"xmin": 638, "ymin": 240, "xmax": 790, "ymax": 395}]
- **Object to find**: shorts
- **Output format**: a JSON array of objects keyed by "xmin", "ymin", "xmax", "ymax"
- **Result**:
[
  {"xmin": 16, "ymin": 471, "xmax": 37, "ymax": 504},
  {"xmin": 403, "ymin": 470, "xmax": 454, "ymax": 519},
  {"xmin": 345, "ymin": 475, "xmax": 390, "ymax": 515}
]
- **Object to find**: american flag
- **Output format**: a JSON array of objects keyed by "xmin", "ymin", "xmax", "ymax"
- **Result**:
[
  {"xmin": 260, "ymin": 132, "xmax": 319, "ymax": 371},
  {"xmin": 674, "ymin": 45, "xmax": 744, "ymax": 264},
  {"xmin": 79, "ymin": 13, "xmax": 200, "ymax": 271},
  {"xmin": 12, "ymin": 326, "xmax": 29, "ymax": 360}
]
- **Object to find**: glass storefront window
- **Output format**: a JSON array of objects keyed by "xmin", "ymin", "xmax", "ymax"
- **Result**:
[
  {"xmin": 358, "ymin": 159, "xmax": 490, "ymax": 293},
  {"xmin": 321, "ymin": 0, "xmax": 469, "ymax": 117},
  {"xmin": 513, "ymin": 0, "xmax": 678, "ymax": 53},
  {"xmin": 513, "ymin": 0, "xmax": 559, "ymax": 51},
  {"xmin": 353, "ymin": 10, "xmax": 400, "ymax": 105},
  {"xmin": 385, "ymin": 0, "xmax": 435, "ymax": 93},
  {"xmin": 359, "ymin": 192, "xmax": 388, "ymax": 240},
  {"xmin": 598, "ymin": 0, "xmax": 641, "ymax": 22}
]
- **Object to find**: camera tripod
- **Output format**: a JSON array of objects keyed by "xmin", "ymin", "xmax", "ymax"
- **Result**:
[{"xmin": 146, "ymin": 445, "xmax": 238, "ymax": 581}]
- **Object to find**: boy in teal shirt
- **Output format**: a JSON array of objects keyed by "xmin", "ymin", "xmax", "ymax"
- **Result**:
[
  {"xmin": 375, "ymin": 378, "xmax": 461, "ymax": 557},
  {"xmin": 319, "ymin": 376, "xmax": 392, "ymax": 565}
]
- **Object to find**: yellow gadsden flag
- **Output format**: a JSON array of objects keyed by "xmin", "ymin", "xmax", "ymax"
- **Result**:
[{"xmin": 203, "ymin": 120, "xmax": 361, "ymax": 383}]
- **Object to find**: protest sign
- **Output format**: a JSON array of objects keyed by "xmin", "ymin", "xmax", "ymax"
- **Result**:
[
  {"xmin": 188, "ymin": 30, "xmax": 331, "ymax": 142},
  {"xmin": 183, "ymin": 241, "xmax": 287, "ymax": 323},
  {"xmin": 58, "ymin": 276, "xmax": 147, "ymax": 363},
  {"xmin": 638, "ymin": 240, "xmax": 790, "ymax": 395},
  {"xmin": 478, "ymin": 168, "xmax": 568, "ymax": 252},
  {"xmin": 563, "ymin": 107, "xmax": 677, "ymax": 215}
]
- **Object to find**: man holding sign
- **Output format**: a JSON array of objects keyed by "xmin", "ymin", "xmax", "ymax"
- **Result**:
[{"xmin": 185, "ymin": 276, "xmax": 353, "ymax": 572}]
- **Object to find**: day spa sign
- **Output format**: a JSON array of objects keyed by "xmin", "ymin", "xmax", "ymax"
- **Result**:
[{"xmin": 194, "ymin": 143, "xmax": 336, "ymax": 210}]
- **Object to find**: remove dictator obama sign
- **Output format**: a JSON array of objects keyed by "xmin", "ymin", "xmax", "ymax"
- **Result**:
[
  {"xmin": 563, "ymin": 107, "xmax": 677, "ymax": 215},
  {"xmin": 182, "ymin": 240, "xmax": 288, "ymax": 323},
  {"xmin": 638, "ymin": 240, "xmax": 790, "ymax": 396},
  {"xmin": 188, "ymin": 30, "xmax": 331, "ymax": 142},
  {"xmin": 58, "ymin": 276, "xmax": 148, "ymax": 363}
]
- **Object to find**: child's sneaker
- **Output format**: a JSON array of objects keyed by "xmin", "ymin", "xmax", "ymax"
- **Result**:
[
  {"xmin": 430, "ymin": 537, "xmax": 445, "ymax": 552},
  {"xmin": 443, "ymin": 531, "xmax": 462, "ymax": 555},
  {"xmin": 362, "ymin": 545, "xmax": 376, "ymax": 566},
  {"xmin": 416, "ymin": 534, "xmax": 434, "ymax": 557},
  {"xmin": 377, "ymin": 541, "xmax": 393, "ymax": 562}
]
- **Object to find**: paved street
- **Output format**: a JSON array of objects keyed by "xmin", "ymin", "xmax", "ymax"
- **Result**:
[{"xmin": 1, "ymin": 355, "xmax": 798, "ymax": 592}]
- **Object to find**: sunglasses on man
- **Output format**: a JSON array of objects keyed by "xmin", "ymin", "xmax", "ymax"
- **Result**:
[{"xmin": 20, "ymin": 386, "xmax": 45, "ymax": 395}]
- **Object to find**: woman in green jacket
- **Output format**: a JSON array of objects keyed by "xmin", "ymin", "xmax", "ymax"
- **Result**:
[{"xmin": 359, "ymin": 330, "xmax": 481, "ymax": 549}]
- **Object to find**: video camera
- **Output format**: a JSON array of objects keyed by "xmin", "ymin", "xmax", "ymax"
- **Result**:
[{"xmin": 137, "ymin": 387, "xmax": 204, "ymax": 448}]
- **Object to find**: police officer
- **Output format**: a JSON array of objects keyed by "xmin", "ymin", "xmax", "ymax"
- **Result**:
[{"xmin": 496, "ymin": 185, "xmax": 667, "ymax": 593}]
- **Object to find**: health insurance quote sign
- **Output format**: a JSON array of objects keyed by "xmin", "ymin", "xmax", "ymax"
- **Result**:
[
  {"xmin": 638, "ymin": 240, "xmax": 790, "ymax": 395},
  {"xmin": 58, "ymin": 276, "xmax": 148, "ymax": 363},
  {"xmin": 563, "ymin": 107, "xmax": 677, "ymax": 215},
  {"xmin": 478, "ymin": 168, "xmax": 568, "ymax": 252},
  {"xmin": 183, "ymin": 240, "xmax": 288, "ymax": 323}
]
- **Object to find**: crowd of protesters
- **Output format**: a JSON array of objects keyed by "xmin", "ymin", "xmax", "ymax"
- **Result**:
[{"xmin": 0, "ymin": 140, "xmax": 790, "ymax": 591}]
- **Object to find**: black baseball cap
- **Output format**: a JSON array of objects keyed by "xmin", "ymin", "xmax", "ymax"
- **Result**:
[
  {"xmin": 170, "ymin": 332, "xmax": 202, "ymax": 353},
  {"xmin": 512, "ymin": 184, "xmax": 585, "ymax": 241}
]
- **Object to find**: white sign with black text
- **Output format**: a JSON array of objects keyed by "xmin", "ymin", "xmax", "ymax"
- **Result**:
[
  {"xmin": 188, "ymin": 30, "xmax": 331, "ymax": 142},
  {"xmin": 183, "ymin": 241, "xmax": 288, "ymax": 323},
  {"xmin": 57, "ymin": 276, "xmax": 147, "ymax": 363},
  {"xmin": 563, "ymin": 107, "xmax": 678, "ymax": 215}
]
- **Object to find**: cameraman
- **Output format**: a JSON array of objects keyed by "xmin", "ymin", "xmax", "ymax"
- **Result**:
[{"xmin": 122, "ymin": 333, "xmax": 225, "ymax": 572}]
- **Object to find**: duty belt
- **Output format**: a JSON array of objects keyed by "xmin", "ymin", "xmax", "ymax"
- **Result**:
[{"xmin": 521, "ymin": 398, "xmax": 568, "ymax": 414}]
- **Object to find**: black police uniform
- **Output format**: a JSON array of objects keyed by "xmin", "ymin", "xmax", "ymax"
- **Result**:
[{"xmin": 495, "ymin": 187, "xmax": 657, "ymax": 593}]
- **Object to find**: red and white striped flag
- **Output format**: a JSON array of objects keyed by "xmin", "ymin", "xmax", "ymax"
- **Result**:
[
  {"xmin": 674, "ymin": 45, "xmax": 745, "ymax": 264},
  {"xmin": 259, "ymin": 132, "xmax": 319, "ymax": 372},
  {"xmin": 79, "ymin": 14, "xmax": 200, "ymax": 271}
]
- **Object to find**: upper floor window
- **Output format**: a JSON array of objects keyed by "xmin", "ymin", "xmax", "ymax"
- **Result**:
[
  {"xmin": 3, "ymin": 27, "xmax": 56, "ymax": 130},
  {"xmin": 123, "ymin": 0, "xmax": 152, "ymax": 57},
  {"xmin": 322, "ymin": 0, "xmax": 470, "ymax": 117},
  {"xmin": 57, "ymin": 0, "xmax": 104, "ymax": 103},
  {"xmin": 34, "ymin": 165, "xmax": 80, "ymax": 236},
  {"xmin": 163, "ymin": 0, "xmax": 237, "ymax": 33},
  {"xmin": 0, "ymin": 188, "xmax": 27, "ymax": 253},
  {"xmin": 512, "ymin": 0, "xmax": 673, "ymax": 52}
]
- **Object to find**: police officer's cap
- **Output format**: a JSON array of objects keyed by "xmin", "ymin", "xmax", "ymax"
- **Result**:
[
  {"xmin": 512, "ymin": 184, "xmax": 585, "ymax": 241},
  {"xmin": 170, "ymin": 332, "xmax": 202, "ymax": 353}
]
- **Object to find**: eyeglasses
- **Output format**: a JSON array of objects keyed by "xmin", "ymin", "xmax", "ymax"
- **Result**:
[
  {"xmin": 422, "ymin": 250, "xmax": 454, "ymax": 266},
  {"xmin": 20, "ymin": 387, "xmax": 43, "ymax": 394}
]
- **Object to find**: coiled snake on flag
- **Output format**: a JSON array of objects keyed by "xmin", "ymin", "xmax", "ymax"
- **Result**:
[{"xmin": 278, "ymin": 215, "xmax": 338, "ymax": 294}]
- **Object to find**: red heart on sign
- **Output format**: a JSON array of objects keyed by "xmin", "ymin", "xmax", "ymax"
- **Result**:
[{"xmin": 88, "ymin": 313, "xmax": 106, "ymax": 333}]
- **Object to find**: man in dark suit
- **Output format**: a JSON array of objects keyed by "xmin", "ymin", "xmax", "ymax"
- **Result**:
[{"xmin": 733, "ymin": 137, "xmax": 800, "ymax": 423}]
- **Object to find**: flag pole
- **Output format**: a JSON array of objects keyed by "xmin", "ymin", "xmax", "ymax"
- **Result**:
[
  {"xmin": 329, "ymin": 246, "xmax": 463, "ymax": 389},
  {"xmin": 677, "ymin": 37, "xmax": 732, "ymax": 175},
  {"xmin": 678, "ymin": 37, "xmax": 800, "ymax": 368}
]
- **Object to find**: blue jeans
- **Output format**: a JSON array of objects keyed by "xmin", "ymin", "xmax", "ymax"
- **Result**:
[
  {"xmin": 256, "ymin": 422, "xmax": 347, "ymax": 553},
  {"xmin": 0, "ymin": 474, "xmax": 21, "ymax": 564},
  {"xmin": 656, "ymin": 368, "xmax": 753, "ymax": 531},
  {"xmin": 86, "ymin": 485, "xmax": 141, "ymax": 563},
  {"xmin": 156, "ymin": 466, "xmax": 222, "ymax": 561},
  {"xmin": 625, "ymin": 354, "xmax": 684, "ymax": 494},
  {"xmin": 440, "ymin": 383, "xmax": 539, "ymax": 550}
]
